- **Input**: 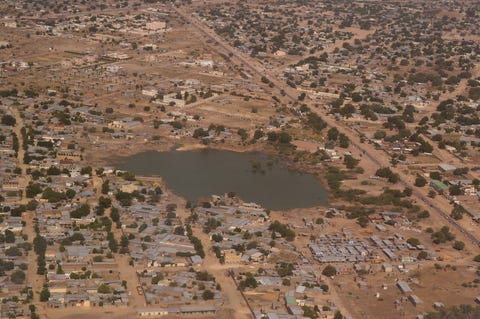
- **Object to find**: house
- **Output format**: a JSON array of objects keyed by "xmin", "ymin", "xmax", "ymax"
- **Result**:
[
  {"xmin": 382, "ymin": 263, "xmax": 393, "ymax": 273},
  {"xmin": 138, "ymin": 308, "xmax": 169, "ymax": 317},
  {"xmin": 430, "ymin": 180, "xmax": 448, "ymax": 193},
  {"xmin": 438, "ymin": 164, "xmax": 456, "ymax": 172},
  {"xmin": 409, "ymin": 294, "xmax": 423, "ymax": 306},
  {"xmin": 57, "ymin": 150, "xmax": 82, "ymax": 162},
  {"xmin": 397, "ymin": 280, "xmax": 412, "ymax": 293}
]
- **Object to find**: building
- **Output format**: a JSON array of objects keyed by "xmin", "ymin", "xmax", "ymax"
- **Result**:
[
  {"xmin": 56, "ymin": 150, "xmax": 82, "ymax": 162},
  {"xmin": 438, "ymin": 164, "xmax": 457, "ymax": 172},
  {"xmin": 397, "ymin": 280, "xmax": 412, "ymax": 294},
  {"xmin": 409, "ymin": 294, "xmax": 423, "ymax": 306},
  {"xmin": 138, "ymin": 308, "xmax": 168, "ymax": 317},
  {"xmin": 430, "ymin": 180, "xmax": 448, "ymax": 193}
]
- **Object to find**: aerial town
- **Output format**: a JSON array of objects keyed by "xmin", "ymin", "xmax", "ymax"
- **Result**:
[{"xmin": 0, "ymin": 0, "xmax": 479, "ymax": 319}]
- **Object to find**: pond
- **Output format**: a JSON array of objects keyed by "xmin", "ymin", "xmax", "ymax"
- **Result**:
[{"xmin": 116, "ymin": 149, "xmax": 328, "ymax": 210}]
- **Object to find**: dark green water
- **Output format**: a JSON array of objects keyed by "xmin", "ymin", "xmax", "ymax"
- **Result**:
[{"xmin": 117, "ymin": 149, "xmax": 328, "ymax": 210}]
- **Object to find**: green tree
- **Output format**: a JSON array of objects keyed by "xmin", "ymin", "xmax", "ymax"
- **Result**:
[
  {"xmin": 65, "ymin": 188, "xmax": 76, "ymax": 199},
  {"xmin": 414, "ymin": 176, "xmax": 427, "ymax": 187},
  {"xmin": 338, "ymin": 133, "xmax": 350, "ymax": 148},
  {"xmin": 1, "ymin": 114, "xmax": 16, "ymax": 126},
  {"xmin": 98, "ymin": 196, "xmax": 112, "ymax": 208},
  {"xmin": 278, "ymin": 131, "xmax": 292, "ymax": 144},
  {"xmin": 333, "ymin": 311, "xmax": 344, "ymax": 319},
  {"xmin": 39, "ymin": 287, "xmax": 50, "ymax": 302},
  {"xmin": 26, "ymin": 183, "xmax": 43, "ymax": 198},
  {"xmin": 417, "ymin": 251, "xmax": 428, "ymax": 260},
  {"xmin": 407, "ymin": 238, "xmax": 420, "ymax": 246},
  {"xmin": 202, "ymin": 289, "xmax": 214, "ymax": 300},
  {"xmin": 253, "ymin": 129, "xmax": 264, "ymax": 140},
  {"xmin": 453, "ymin": 241, "xmax": 465, "ymax": 250},
  {"xmin": 97, "ymin": 283, "xmax": 111, "ymax": 294},
  {"xmin": 327, "ymin": 127, "xmax": 339, "ymax": 141},
  {"xmin": 357, "ymin": 216, "xmax": 368, "ymax": 228},
  {"xmin": 237, "ymin": 128, "xmax": 248, "ymax": 141},
  {"xmin": 5, "ymin": 230, "xmax": 15, "ymax": 243},
  {"xmin": 322, "ymin": 265, "xmax": 336, "ymax": 277},
  {"xmin": 343, "ymin": 155, "xmax": 359, "ymax": 169},
  {"xmin": 101, "ymin": 180, "xmax": 110, "ymax": 194}
]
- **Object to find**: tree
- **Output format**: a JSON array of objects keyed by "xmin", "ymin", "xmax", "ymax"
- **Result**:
[
  {"xmin": 39, "ymin": 287, "xmax": 50, "ymax": 302},
  {"xmin": 469, "ymin": 87, "xmax": 480, "ymax": 100},
  {"xmin": 357, "ymin": 216, "xmax": 368, "ymax": 228},
  {"xmin": 1, "ymin": 115, "xmax": 16, "ymax": 126},
  {"xmin": 407, "ymin": 238, "xmax": 420, "ymax": 246},
  {"xmin": 110, "ymin": 206, "xmax": 120, "ymax": 224},
  {"xmin": 417, "ymin": 251, "xmax": 428, "ymax": 260},
  {"xmin": 430, "ymin": 171, "xmax": 442, "ymax": 180},
  {"xmin": 97, "ymin": 283, "xmax": 111, "ymax": 294},
  {"xmin": 414, "ymin": 176, "xmax": 427, "ymax": 187},
  {"xmin": 450, "ymin": 205, "xmax": 466, "ymax": 220},
  {"xmin": 322, "ymin": 265, "xmax": 336, "ymax": 277},
  {"xmin": 375, "ymin": 167, "xmax": 399, "ymax": 183},
  {"xmin": 239, "ymin": 272, "xmax": 258, "ymax": 290},
  {"xmin": 403, "ymin": 187, "xmax": 412, "ymax": 197},
  {"xmin": 65, "ymin": 188, "xmax": 76, "ymax": 199},
  {"xmin": 202, "ymin": 289, "xmax": 214, "ymax": 300},
  {"xmin": 101, "ymin": 180, "xmax": 110, "ymax": 194},
  {"xmin": 453, "ymin": 241, "xmax": 465, "ymax": 250},
  {"xmin": 42, "ymin": 188, "xmax": 66, "ymax": 203},
  {"xmin": 333, "ymin": 311, "xmax": 344, "ymax": 319},
  {"xmin": 237, "ymin": 128, "xmax": 248, "ymax": 141},
  {"xmin": 302, "ymin": 305, "xmax": 318, "ymax": 319},
  {"xmin": 5, "ymin": 230, "xmax": 15, "ymax": 243},
  {"xmin": 278, "ymin": 131, "xmax": 292, "ymax": 144},
  {"xmin": 327, "ymin": 127, "xmax": 339, "ymax": 141},
  {"xmin": 269, "ymin": 221, "xmax": 295, "ymax": 241},
  {"xmin": 449, "ymin": 184, "xmax": 463, "ymax": 196},
  {"xmin": 70, "ymin": 204, "xmax": 90, "ymax": 218},
  {"xmin": 431, "ymin": 226, "xmax": 455, "ymax": 244},
  {"xmin": 80, "ymin": 166, "xmax": 92, "ymax": 176},
  {"xmin": 26, "ymin": 200, "xmax": 38, "ymax": 211},
  {"xmin": 282, "ymin": 278, "xmax": 291, "ymax": 286},
  {"xmin": 343, "ymin": 155, "xmax": 359, "ymax": 169},
  {"xmin": 26, "ymin": 183, "xmax": 43, "ymax": 198},
  {"xmin": 253, "ymin": 129, "xmax": 264, "ymax": 140},
  {"xmin": 338, "ymin": 133, "xmax": 350, "ymax": 148},
  {"xmin": 98, "ymin": 196, "xmax": 112, "ymax": 208},
  {"xmin": 306, "ymin": 113, "xmax": 327, "ymax": 132},
  {"xmin": 10, "ymin": 270, "xmax": 25, "ymax": 284},
  {"xmin": 418, "ymin": 210, "xmax": 430, "ymax": 219}
]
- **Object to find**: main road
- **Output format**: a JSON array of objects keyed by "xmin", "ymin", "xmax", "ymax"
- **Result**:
[{"xmin": 174, "ymin": 6, "xmax": 480, "ymax": 247}]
